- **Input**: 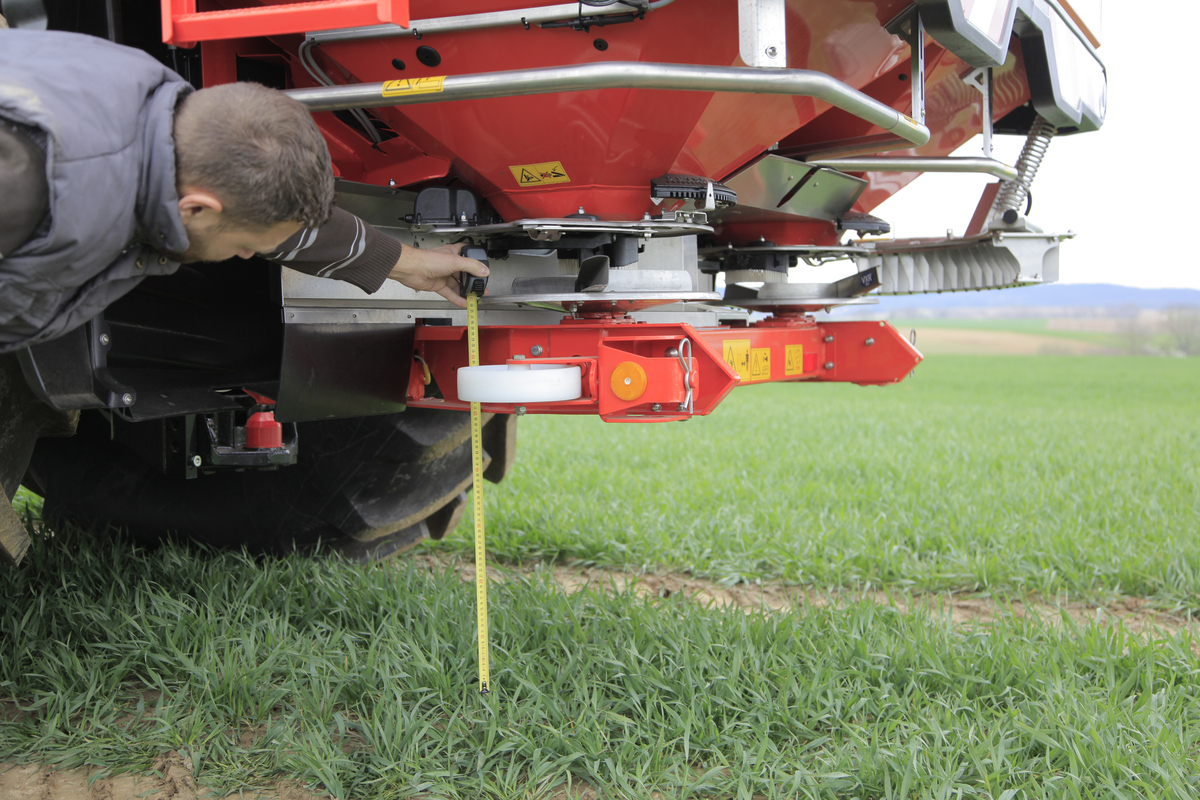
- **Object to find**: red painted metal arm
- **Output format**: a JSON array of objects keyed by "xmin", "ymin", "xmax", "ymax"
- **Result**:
[
  {"xmin": 699, "ymin": 319, "xmax": 923, "ymax": 387},
  {"xmin": 162, "ymin": 0, "xmax": 408, "ymax": 48},
  {"xmin": 407, "ymin": 317, "xmax": 922, "ymax": 422}
]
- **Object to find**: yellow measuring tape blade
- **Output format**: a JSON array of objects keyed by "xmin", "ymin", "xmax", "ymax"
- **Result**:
[{"xmin": 467, "ymin": 292, "xmax": 490, "ymax": 695}]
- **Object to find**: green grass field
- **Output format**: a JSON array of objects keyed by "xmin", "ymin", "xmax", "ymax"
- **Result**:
[
  {"xmin": 2, "ymin": 356, "xmax": 1199, "ymax": 799},
  {"xmin": 440, "ymin": 356, "xmax": 1200, "ymax": 608}
]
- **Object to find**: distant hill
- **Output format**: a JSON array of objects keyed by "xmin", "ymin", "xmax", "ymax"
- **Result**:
[{"xmin": 875, "ymin": 283, "xmax": 1200, "ymax": 313}]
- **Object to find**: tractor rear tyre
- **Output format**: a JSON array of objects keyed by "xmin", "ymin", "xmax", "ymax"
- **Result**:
[{"xmin": 25, "ymin": 408, "xmax": 517, "ymax": 562}]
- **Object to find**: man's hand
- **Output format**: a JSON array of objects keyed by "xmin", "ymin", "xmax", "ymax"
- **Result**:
[{"xmin": 388, "ymin": 243, "xmax": 489, "ymax": 308}]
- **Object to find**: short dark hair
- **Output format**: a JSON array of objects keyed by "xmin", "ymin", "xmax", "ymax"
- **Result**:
[{"xmin": 174, "ymin": 82, "xmax": 335, "ymax": 229}]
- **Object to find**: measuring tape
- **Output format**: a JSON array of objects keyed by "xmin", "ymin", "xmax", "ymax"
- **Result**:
[{"xmin": 462, "ymin": 262, "xmax": 490, "ymax": 695}]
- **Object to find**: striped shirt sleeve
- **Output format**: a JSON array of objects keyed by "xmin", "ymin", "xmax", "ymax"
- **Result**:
[{"xmin": 264, "ymin": 207, "xmax": 402, "ymax": 294}]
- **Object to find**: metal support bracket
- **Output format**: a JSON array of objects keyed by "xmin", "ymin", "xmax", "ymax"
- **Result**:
[
  {"xmin": 17, "ymin": 317, "xmax": 137, "ymax": 413},
  {"xmin": 197, "ymin": 412, "xmax": 299, "ymax": 472},
  {"xmin": 963, "ymin": 66, "xmax": 994, "ymax": 157},
  {"xmin": 738, "ymin": 0, "xmax": 787, "ymax": 68},
  {"xmin": 890, "ymin": 7, "xmax": 926, "ymax": 126}
]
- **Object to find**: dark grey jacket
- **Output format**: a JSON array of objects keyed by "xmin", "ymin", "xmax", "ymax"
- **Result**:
[
  {"xmin": 0, "ymin": 30, "xmax": 193, "ymax": 353},
  {"xmin": 0, "ymin": 31, "xmax": 406, "ymax": 355}
]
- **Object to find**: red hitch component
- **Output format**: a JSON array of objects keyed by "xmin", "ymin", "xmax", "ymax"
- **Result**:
[
  {"xmin": 412, "ymin": 322, "xmax": 740, "ymax": 422},
  {"xmin": 242, "ymin": 389, "xmax": 284, "ymax": 448},
  {"xmin": 162, "ymin": 0, "xmax": 408, "ymax": 48},
  {"xmin": 702, "ymin": 318, "xmax": 922, "ymax": 387},
  {"xmin": 408, "ymin": 317, "xmax": 921, "ymax": 421}
]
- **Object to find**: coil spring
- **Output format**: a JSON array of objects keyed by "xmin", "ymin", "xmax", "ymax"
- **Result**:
[{"xmin": 993, "ymin": 115, "xmax": 1057, "ymax": 217}]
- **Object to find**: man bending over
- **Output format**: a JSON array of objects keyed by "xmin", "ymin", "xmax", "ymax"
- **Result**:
[{"xmin": 0, "ymin": 30, "xmax": 488, "ymax": 563}]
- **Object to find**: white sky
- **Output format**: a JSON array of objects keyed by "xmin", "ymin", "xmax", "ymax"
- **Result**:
[{"xmin": 869, "ymin": 0, "xmax": 1200, "ymax": 290}]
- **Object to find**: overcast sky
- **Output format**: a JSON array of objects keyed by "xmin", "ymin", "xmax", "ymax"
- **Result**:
[{"xmin": 869, "ymin": 0, "xmax": 1197, "ymax": 290}]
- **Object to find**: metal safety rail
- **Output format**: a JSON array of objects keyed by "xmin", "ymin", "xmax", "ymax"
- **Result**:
[
  {"xmin": 305, "ymin": 0, "xmax": 676, "ymax": 44},
  {"xmin": 283, "ymin": 63, "xmax": 932, "ymax": 149},
  {"xmin": 808, "ymin": 156, "xmax": 1020, "ymax": 182}
]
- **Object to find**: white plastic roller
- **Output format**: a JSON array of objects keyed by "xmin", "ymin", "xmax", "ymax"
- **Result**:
[{"xmin": 457, "ymin": 364, "xmax": 582, "ymax": 403}]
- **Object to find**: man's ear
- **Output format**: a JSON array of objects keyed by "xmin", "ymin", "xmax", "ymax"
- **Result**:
[{"xmin": 177, "ymin": 187, "xmax": 224, "ymax": 221}]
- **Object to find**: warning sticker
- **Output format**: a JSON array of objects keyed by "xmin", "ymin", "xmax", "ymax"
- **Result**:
[
  {"xmin": 750, "ymin": 348, "xmax": 771, "ymax": 382},
  {"xmin": 381, "ymin": 77, "xmax": 446, "ymax": 97},
  {"xmin": 785, "ymin": 344, "xmax": 805, "ymax": 376},
  {"xmin": 508, "ymin": 161, "xmax": 571, "ymax": 187},
  {"xmin": 723, "ymin": 339, "xmax": 751, "ymax": 381}
]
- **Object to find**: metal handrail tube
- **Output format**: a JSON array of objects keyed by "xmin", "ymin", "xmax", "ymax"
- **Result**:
[
  {"xmin": 306, "ymin": 0, "xmax": 675, "ymax": 44},
  {"xmin": 285, "ymin": 62, "xmax": 931, "ymax": 148},
  {"xmin": 808, "ymin": 156, "xmax": 1019, "ymax": 181}
]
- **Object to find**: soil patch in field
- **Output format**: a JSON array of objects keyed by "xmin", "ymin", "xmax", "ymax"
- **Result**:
[
  {"xmin": 0, "ymin": 760, "xmax": 611, "ymax": 800},
  {"xmin": 0, "ymin": 755, "xmax": 327, "ymax": 800},
  {"xmin": 414, "ymin": 554, "xmax": 1198, "ymax": 642}
]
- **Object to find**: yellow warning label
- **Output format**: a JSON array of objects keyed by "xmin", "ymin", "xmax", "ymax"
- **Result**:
[
  {"xmin": 381, "ymin": 76, "xmax": 446, "ymax": 97},
  {"xmin": 508, "ymin": 161, "xmax": 571, "ymax": 187},
  {"xmin": 785, "ymin": 344, "xmax": 805, "ymax": 376},
  {"xmin": 750, "ymin": 348, "xmax": 771, "ymax": 382},
  {"xmin": 723, "ymin": 339, "xmax": 751, "ymax": 381}
]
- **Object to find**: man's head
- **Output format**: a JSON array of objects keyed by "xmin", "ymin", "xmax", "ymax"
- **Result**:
[{"xmin": 171, "ymin": 82, "xmax": 336, "ymax": 263}]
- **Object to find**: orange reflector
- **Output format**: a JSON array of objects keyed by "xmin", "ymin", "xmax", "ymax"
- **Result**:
[{"xmin": 610, "ymin": 361, "xmax": 648, "ymax": 401}]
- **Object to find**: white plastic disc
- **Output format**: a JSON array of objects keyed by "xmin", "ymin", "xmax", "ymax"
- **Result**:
[{"xmin": 457, "ymin": 364, "xmax": 582, "ymax": 403}]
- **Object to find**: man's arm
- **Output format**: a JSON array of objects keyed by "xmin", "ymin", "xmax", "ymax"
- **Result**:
[{"xmin": 263, "ymin": 207, "xmax": 488, "ymax": 308}]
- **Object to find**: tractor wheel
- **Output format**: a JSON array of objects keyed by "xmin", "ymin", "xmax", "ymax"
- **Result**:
[{"xmin": 26, "ymin": 408, "xmax": 517, "ymax": 562}]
